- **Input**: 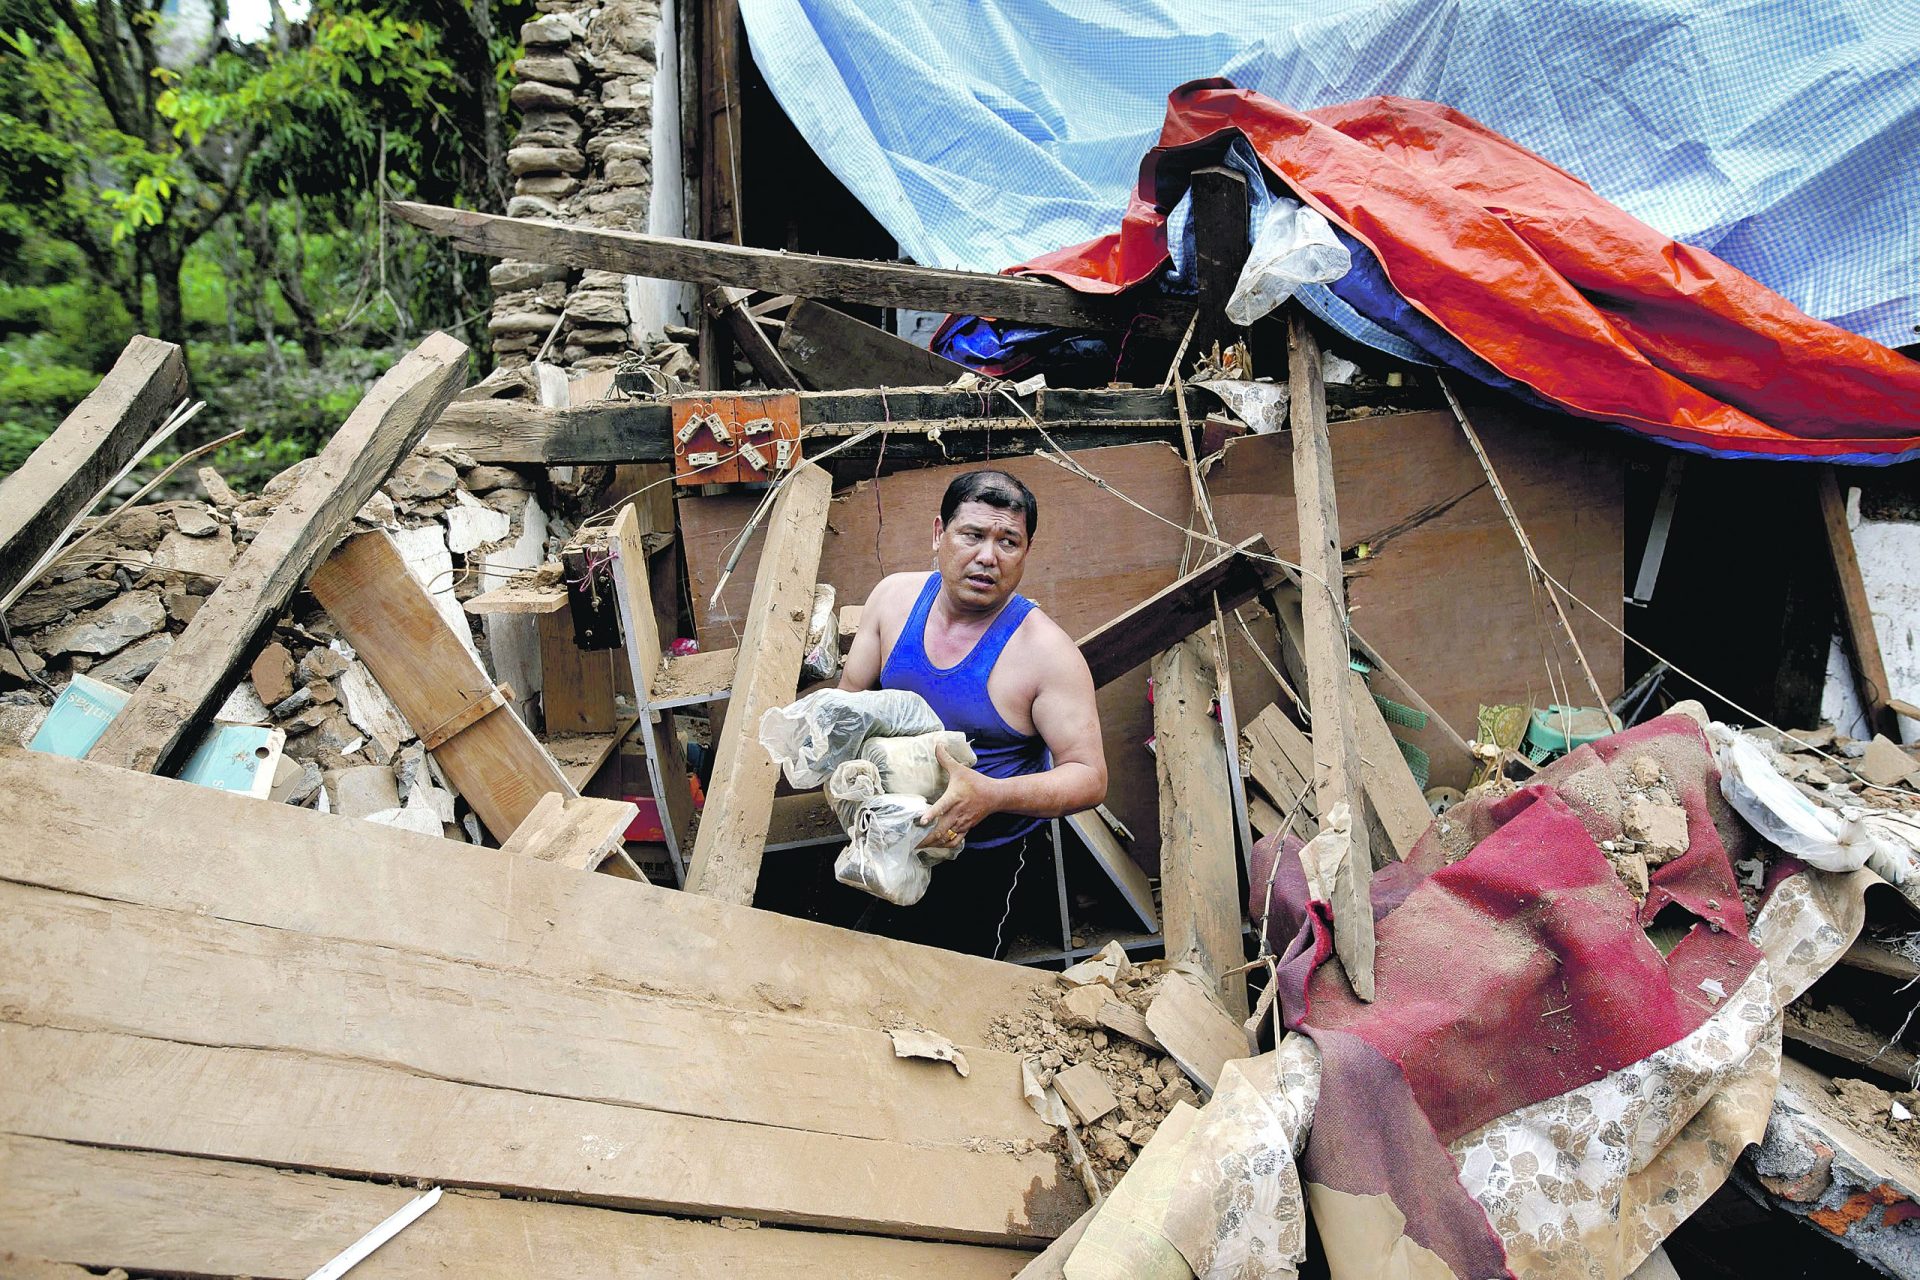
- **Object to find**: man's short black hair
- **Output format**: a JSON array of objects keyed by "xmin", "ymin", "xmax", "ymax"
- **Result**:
[{"xmin": 941, "ymin": 469, "xmax": 1038, "ymax": 539}]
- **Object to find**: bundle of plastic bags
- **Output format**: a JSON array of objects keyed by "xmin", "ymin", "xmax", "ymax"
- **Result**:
[{"xmin": 760, "ymin": 690, "xmax": 974, "ymax": 904}]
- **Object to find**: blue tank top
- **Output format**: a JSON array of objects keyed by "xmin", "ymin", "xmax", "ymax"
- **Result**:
[{"xmin": 880, "ymin": 573, "xmax": 1048, "ymax": 847}]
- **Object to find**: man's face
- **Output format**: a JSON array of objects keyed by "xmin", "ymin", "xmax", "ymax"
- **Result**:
[{"xmin": 933, "ymin": 499, "xmax": 1031, "ymax": 613}]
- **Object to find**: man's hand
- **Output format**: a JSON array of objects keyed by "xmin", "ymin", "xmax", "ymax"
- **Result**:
[{"xmin": 917, "ymin": 743, "xmax": 1000, "ymax": 850}]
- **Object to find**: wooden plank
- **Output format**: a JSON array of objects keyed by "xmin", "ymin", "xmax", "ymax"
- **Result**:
[
  {"xmin": 1348, "ymin": 669, "xmax": 1432, "ymax": 860},
  {"xmin": 1144, "ymin": 971, "xmax": 1248, "ymax": 1094},
  {"xmin": 1819, "ymin": 466, "xmax": 1899, "ymax": 741},
  {"xmin": 544, "ymin": 719, "xmax": 636, "ymax": 791},
  {"xmin": 0, "ymin": 748, "xmax": 1054, "ymax": 1045},
  {"xmin": 1152, "ymin": 634, "xmax": 1248, "ymax": 1018},
  {"xmin": 84, "ymin": 332, "xmax": 467, "ymax": 774},
  {"xmin": 0, "ymin": 1135, "xmax": 1035, "ymax": 1280},
  {"xmin": 1063, "ymin": 809, "xmax": 1158, "ymax": 931},
  {"xmin": 538, "ymin": 609, "xmax": 617, "ymax": 734},
  {"xmin": 697, "ymin": 0, "xmax": 744, "ymax": 388},
  {"xmin": 464, "ymin": 578, "xmax": 569, "ymax": 614},
  {"xmin": 309, "ymin": 529, "xmax": 576, "ymax": 840},
  {"xmin": 708, "ymin": 286, "xmax": 802, "ymax": 389},
  {"xmin": 778, "ymin": 299, "xmax": 970, "ymax": 390},
  {"xmin": 392, "ymin": 200, "xmax": 1166, "ymax": 333},
  {"xmin": 1095, "ymin": 1000, "xmax": 1161, "ymax": 1051},
  {"xmin": 0, "ymin": 335, "xmax": 185, "ymax": 601},
  {"xmin": 1288, "ymin": 311, "xmax": 1375, "ymax": 1002},
  {"xmin": 500, "ymin": 792, "xmax": 642, "ymax": 872},
  {"xmin": 0, "ymin": 1022, "xmax": 1079, "ymax": 1246},
  {"xmin": 0, "ymin": 880, "xmax": 1046, "ymax": 1150},
  {"xmin": 685, "ymin": 464, "xmax": 833, "ymax": 904},
  {"xmin": 1077, "ymin": 535, "xmax": 1282, "ymax": 688},
  {"xmin": 1189, "ymin": 165, "xmax": 1251, "ymax": 360},
  {"xmin": 1242, "ymin": 704, "xmax": 1317, "ymax": 826},
  {"xmin": 649, "ymin": 645, "xmax": 737, "ymax": 706}
]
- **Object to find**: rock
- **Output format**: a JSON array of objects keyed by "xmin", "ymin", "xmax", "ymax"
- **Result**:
[
  {"xmin": 103, "ymin": 506, "xmax": 166, "ymax": 550},
  {"xmin": 215, "ymin": 681, "xmax": 272, "ymax": 725},
  {"xmin": 0, "ymin": 643, "xmax": 45, "ymax": 684},
  {"xmin": 37, "ymin": 591, "xmax": 165, "ymax": 658},
  {"xmin": 274, "ymin": 758, "xmax": 324, "ymax": 805},
  {"xmin": 338, "ymin": 661, "xmax": 410, "ymax": 763},
  {"xmin": 197, "ymin": 466, "xmax": 241, "ymax": 508},
  {"xmin": 272, "ymin": 686, "xmax": 318, "ymax": 719},
  {"xmin": 605, "ymin": 158, "xmax": 651, "ymax": 186},
  {"xmin": 171, "ymin": 503, "xmax": 220, "ymax": 537},
  {"xmin": 595, "ymin": 52, "xmax": 656, "ymax": 77},
  {"xmin": 515, "ymin": 175, "xmax": 581, "ymax": 198},
  {"xmin": 299, "ymin": 644, "xmax": 351, "ymax": 683},
  {"xmin": 1860, "ymin": 735, "xmax": 1920, "ymax": 788},
  {"xmin": 163, "ymin": 589, "xmax": 203, "ymax": 624},
  {"xmin": 510, "ymin": 81, "xmax": 578, "ymax": 112},
  {"xmin": 8, "ymin": 575, "xmax": 119, "ymax": 630},
  {"xmin": 506, "ymin": 195, "xmax": 562, "ymax": 220},
  {"xmin": 301, "ymin": 709, "xmax": 363, "ymax": 756},
  {"xmin": 520, "ymin": 14, "xmax": 578, "ymax": 46},
  {"xmin": 357, "ymin": 491, "xmax": 397, "ymax": 526},
  {"xmin": 385, "ymin": 455, "xmax": 459, "ymax": 502},
  {"xmin": 331, "ymin": 764, "xmax": 401, "ymax": 819},
  {"xmin": 514, "ymin": 112, "xmax": 583, "ymax": 146},
  {"xmin": 90, "ymin": 633, "xmax": 173, "ymax": 687},
  {"xmin": 1623, "ymin": 793, "xmax": 1691, "ymax": 863},
  {"xmin": 507, "ymin": 144, "xmax": 586, "ymax": 177},
  {"xmin": 489, "ymin": 310, "xmax": 563, "ymax": 336},
  {"xmin": 515, "ymin": 55, "xmax": 581, "ymax": 86},
  {"xmin": 566, "ymin": 326, "xmax": 630, "ymax": 347},
  {"xmin": 598, "ymin": 138, "xmax": 652, "ymax": 164},
  {"xmin": 153, "ymin": 527, "xmax": 236, "ymax": 581},
  {"xmin": 489, "ymin": 261, "xmax": 570, "ymax": 291},
  {"xmin": 366, "ymin": 803, "xmax": 444, "ymax": 837},
  {"xmin": 251, "ymin": 642, "xmax": 297, "ymax": 707},
  {"xmin": 566, "ymin": 291, "xmax": 629, "ymax": 325},
  {"xmin": 1055, "ymin": 983, "xmax": 1108, "ymax": 1030},
  {"xmin": 584, "ymin": 188, "xmax": 649, "ymax": 216},
  {"xmin": 446, "ymin": 490, "xmax": 513, "ymax": 554},
  {"xmin": 460, "ymin": 465, "xmax": 529, "ymax": 493},
  {"xmin": 0, "ymin": 700, "xmax": 50, "ymax": 747},
  {"xmin": 590, "ymin": 2, "xmax": 656, "ymax": 57},
  {"xmin": 1628, "ymin": 756, "xmax": 1663, "ymax": 788}
]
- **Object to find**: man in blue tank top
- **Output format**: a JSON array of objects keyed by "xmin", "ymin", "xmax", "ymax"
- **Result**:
[{"xmin": 840, "ymin": 470, "xmax": 1107, "ymax": 953}]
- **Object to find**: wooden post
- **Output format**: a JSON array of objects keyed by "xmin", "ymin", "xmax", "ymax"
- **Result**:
[
  {"xmin": 1152, "ymin": 633, "xmax": 1249, "ymax": 1018},
  {"xmin": 0, "ymin": 336, "xmax": 185, "ymax": 602},
  {"xmin": 1818, "ymin": 466, "xmax": 1899, "ymax": 741},
  {"xmin": 310, "ymin": 529, "xmax": 577, "ymax": 841},
  {"xmin": 85, "ymin": 332, "xmax": 467, "ymax": 776},
  {"xmin": 697, "ymin": 0, "xmax": 744, "ymax": 389},
  {"xmin": 684, "ymin": 464, "xmax": 834, "ymax": 904},
  {"xmin": 1189, "ymin": 165, "xmax": 1252, "ymax": 362},
  {"xmin": 1287, "ymin": 311, "xmax": 1375, "ymax": 1001}
]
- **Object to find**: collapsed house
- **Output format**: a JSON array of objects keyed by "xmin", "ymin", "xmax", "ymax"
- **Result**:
[{"xmin": 5, "ymin": 24, "xmax": 1920, "ymax": 1280}]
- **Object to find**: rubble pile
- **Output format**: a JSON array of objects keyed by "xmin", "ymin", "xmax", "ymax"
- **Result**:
[{"xmin": 0, "ymin": 449, "xmax": 557, "ymax": 835}]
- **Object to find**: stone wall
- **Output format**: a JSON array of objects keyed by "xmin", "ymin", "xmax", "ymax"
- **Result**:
[{"xmin": 489, "ymin": 0, "xmax": 670, "ymax": 373}]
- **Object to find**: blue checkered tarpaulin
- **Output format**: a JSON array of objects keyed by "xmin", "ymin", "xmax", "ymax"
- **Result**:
[{"xmin": 740, "ymin": 0, "xmax": 1920, "ymax": 349}]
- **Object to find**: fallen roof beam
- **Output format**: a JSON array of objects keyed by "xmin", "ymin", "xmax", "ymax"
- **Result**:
[
  {"xmin": 0, "ymin": 335, "xmax": 186, "ymax": 603},
  {"xmin": 684, "ymin": 463, "xmax": 834, "ymax": 905},
  {"xmin": 1076, "ymin": 534, "xmax": 1284, "ymax": 688},
  {"xmin": 308, "ymin": 528, "xmax": 577, "ymax": 841},
  {"xmin": 391, "ymin": 199, "xmax": 1161, "ymax": 332},
  {"xmin": 84, "ymin": 331, "xmax": 467, "ymax": 776},
  {"xmin": 778, "ymin": 299, "xmax": 972, "ymax": 390}
]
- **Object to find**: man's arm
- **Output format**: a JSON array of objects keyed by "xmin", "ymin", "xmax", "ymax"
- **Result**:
[
  {"xmin": 841, "ymin": 573, "xmax": 916, "ymax": 692},
  {"xmin": 918, "ymin": 627, "xmax": 1106, "ymax": 843}
]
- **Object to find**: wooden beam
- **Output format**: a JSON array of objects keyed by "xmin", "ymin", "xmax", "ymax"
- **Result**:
[
  {"xmin": 1151, "ymin": 634, "xmax": 1248, "ymax": 1018},
  {"xmin": 778, "ymin": 299, "xmax": 971, "ymax": 390},
  {"xmin": 0, "ymin": 1022, "xmax": 1076, "ymax": 1246},
  {"xmin": 84, "ymin": 331, "xmax": 467, "ymax": 775},
  {"xmin": 391, "ymin": 200, "xmax": 1166, "ymax": 332},
  {"xmin": 1818, "ymin": 466, "xmax": 1899, "ymax": 741},
  {"xmin": 696, "ymin": 0, "xmax": 745, "ymax": 389},
  {"xmin": 0, "ymin": 747, "xmax": 1053, "ymax": 1043},
  {"xmin": 1144, "ymin": 970, "xmax": 1248, "ymax": 1092},
  {"xmin": 0, "ymin": 1135, "xmax": 1036, "ymax": 1280},
  {"xmin": 707, "ymin": 286, "xmax": 802, "ymax": 389},
  {"xmin": 684, "ymin": 465, "xmax": 834, "ymax": 903},
  {"xmin": 1287, "ymin": 311, "xmax": 1375, "ymax": 1002},
  {"xmin": 1077, "ymin": 535, "xmax": 1282, "ymax": 688},
  {"xmin": 500, "ymin": 792, "xmax": 642, "ymax": 874},
  {"xmin": 308, "ymin": 529, "xmax": 576, "ymax": 841},
  {"xmin": 537, "ymin": 609, "xmax": 617, "ymax": 734},
  {"xmin": 1347, "ymin": 669, "xmax": 1433, "ymax": 860},
  {"xmin": 0, "ymin": 335, "xmax": 185, "ymax": 602}
]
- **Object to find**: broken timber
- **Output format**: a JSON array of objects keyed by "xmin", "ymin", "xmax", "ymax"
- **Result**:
[
  {"xmin": 1152, "ymin": 634, "xmax": 1249, "ymax": 1018},
  {"xmin": 499, "ymin": 791, "xmax": 644, "ymax": 878},
  {"xmin": 425, "ymin": 383, "xmax": 1422, "ymax": 466},
  {"xmin": 778, "ymin": 299, "xmax": 972, "ymax": 390},
  {"xmin": 391, "ymin": 199, "xmax": 1169, "ymax": 333},
  {"xmin": 1818, "ymin": 466, "xmax": 1900, "ymax": 742},
  {"xmin": 1288, "ymin": 311, "xmax": 1376, "ymax": 1002},
  {"xmin": 84, "ymin": 331, "xmax": 467, "ymax": 776},
  {"xmin": 309, "ymin": 528, "xmax": 576, "ymax": 841},
  {"xmin": 1078, "ymin": 534, "xmax": 1283, "ymax": 688},
  {"xmin": 0, "ymin": 335, "xmax": 186, "ymax": 603},
  {"xmin": 684, "ymin": 463, "xmax": 834, "ymax": 904}
]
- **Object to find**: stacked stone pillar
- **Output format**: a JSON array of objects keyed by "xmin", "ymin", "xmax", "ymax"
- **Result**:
[{"xmin": 488, "ymin": 1, "xmax": 661, "ymax": 373}]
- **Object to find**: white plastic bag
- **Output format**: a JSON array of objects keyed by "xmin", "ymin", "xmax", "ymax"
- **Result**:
[
  {"xmin": 759, "ymin": 688, "xmax": 944, "ymax": 788},
  {"xmin": 827, "ymin": 758, "xmax": 961, "ymax": 905},
  {"xmin": 1710, "ymin": 724, "xmax": 1871, "ymax": 872},
  {"xmin": 799, "ymin": 584, "xmax": 841, "ymax": 684},
  {"xmin": 1225, "ymin": 196, "xmax": 1351, "ymax": 327},
  {"xmin": 861, "ymin": 730, "xmax": 975, "ymax": 801}
]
